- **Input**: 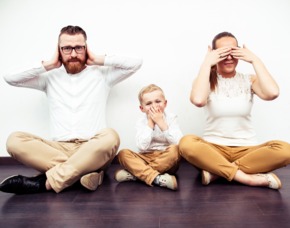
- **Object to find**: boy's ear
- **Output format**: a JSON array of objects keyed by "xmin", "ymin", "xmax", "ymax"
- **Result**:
[{"xmin": 164, "ymin": 100, "xmax": 168, "ymax": 107}]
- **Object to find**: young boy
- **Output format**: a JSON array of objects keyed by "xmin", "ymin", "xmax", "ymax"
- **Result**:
[{"xmin": 115, "ymin": 84, "xmax": 183, "ymax": 190}]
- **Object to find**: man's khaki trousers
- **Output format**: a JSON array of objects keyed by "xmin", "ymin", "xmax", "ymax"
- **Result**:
[{"xmin": 6, "ymin": 128, "xmax": 120, "ymax": 193}]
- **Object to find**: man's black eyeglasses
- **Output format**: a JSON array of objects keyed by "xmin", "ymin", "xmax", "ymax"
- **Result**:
[{"xmin": 60, "ymin": 46, "xmax": 86, "ymax": 54}]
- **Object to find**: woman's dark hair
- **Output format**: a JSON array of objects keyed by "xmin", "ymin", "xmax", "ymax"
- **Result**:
[
  {"xmin": 58, "ymin": 25, "xmax": 87, "ymax": 42},
  {"xmin": 209, "ymin": 32, "xmax": 238, "ymax": 91}
]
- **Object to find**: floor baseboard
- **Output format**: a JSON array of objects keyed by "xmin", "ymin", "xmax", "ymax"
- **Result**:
[{"xmin": 0, "ymin": 157, "xmax": 22, "ymax": 165}]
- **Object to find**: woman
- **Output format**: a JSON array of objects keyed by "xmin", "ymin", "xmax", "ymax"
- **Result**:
[{"xmin": 179, "ymin": 32, "xmax": 290, "ymax": 189}]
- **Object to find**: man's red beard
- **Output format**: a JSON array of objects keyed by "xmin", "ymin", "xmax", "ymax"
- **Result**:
[{"xmin": 63, "ymin": 58, "xmax": 86, "ymax": 74}]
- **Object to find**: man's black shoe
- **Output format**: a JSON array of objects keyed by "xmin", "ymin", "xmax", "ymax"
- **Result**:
[{"xmin": 0, "ymin": 174, "xmax": 47, "ymax": 194}]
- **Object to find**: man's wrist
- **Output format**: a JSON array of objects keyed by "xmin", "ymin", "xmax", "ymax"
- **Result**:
[{"xmin": 93, "ymin": 55, "xmax": 105, "ymax": 66}]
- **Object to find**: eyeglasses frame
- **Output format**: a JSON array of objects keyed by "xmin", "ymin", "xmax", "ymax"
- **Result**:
[{"xmin": 60, "ymin": 45, "xmax": 86, "ymax": 54}]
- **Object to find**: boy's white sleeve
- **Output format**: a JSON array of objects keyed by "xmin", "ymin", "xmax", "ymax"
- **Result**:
[
  {"xmin": 135, "ymin": 118, "xmax": 153, "ymax": 152},
  {"xmin": 162, "ymin": 116, "xmax": 183, "ymax": 145}
]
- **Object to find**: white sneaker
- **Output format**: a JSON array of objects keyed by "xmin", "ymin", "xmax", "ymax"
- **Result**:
[
  {"xmin": 80, "ymin": 171, "xmax": 104, "ymax": 191},
  {"xmin": 114, "ymin": 169, "xmax": 136, "ymax": 182},
  {"xmin": 158, "ymin": 173, "xmax": 178, "ymax": 190},
  {"xmin": 259, "ymin": 173, "xmax": 282, "ymax": 190}
]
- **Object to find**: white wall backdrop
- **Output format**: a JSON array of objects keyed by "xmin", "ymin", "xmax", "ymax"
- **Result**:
[{"xmin": 0, "ymin": 0, "xmax": 290, "ymax": 156}]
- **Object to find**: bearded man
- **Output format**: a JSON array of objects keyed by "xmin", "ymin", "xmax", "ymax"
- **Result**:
[{"xmin": 0, "ymin": 25, "xmax": 142, "ymax": 194}]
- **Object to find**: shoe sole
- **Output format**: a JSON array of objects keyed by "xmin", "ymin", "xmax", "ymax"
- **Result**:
[
  {"xmin": 114, "ymin": 169, "xmax": 123, "ymax": 182},
  {"xmin": 171, "ymin": 175, "xmax": 178, "ymax": 190},
  {"xmin": 80, "ymin": 171, "xmax": 104, "ymax": 191},
  {"xmin": 201, "ymin": 170, "xmax": 210, "ymax": 185},
  {"xmin": 114, "ymin": 169, "xmax": 135, "ymax": 182},
  {"xmin": 269, "ymin": 173, "xmax": 282, "ymax": 189}
]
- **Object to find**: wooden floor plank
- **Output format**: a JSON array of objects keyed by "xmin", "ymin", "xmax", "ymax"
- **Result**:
[{"xmin": 1, "ymin": 162, "xmax": 290, "ymax": 227}]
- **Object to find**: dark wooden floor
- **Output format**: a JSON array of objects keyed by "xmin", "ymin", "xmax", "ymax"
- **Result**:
[{"xmin": 1, "ymin": 162, "xmax": 290, "ymax": 228}]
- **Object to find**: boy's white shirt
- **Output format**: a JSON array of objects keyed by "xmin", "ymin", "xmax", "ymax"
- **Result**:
[{"xmin": 135, "ymin": 111, "xmax": 183, "ymax": 153}]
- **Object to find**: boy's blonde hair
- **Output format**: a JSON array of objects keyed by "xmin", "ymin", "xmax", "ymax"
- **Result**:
[{"xmin": 138, "ymin": 84, "xmax": 165, "ymax": 104}]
